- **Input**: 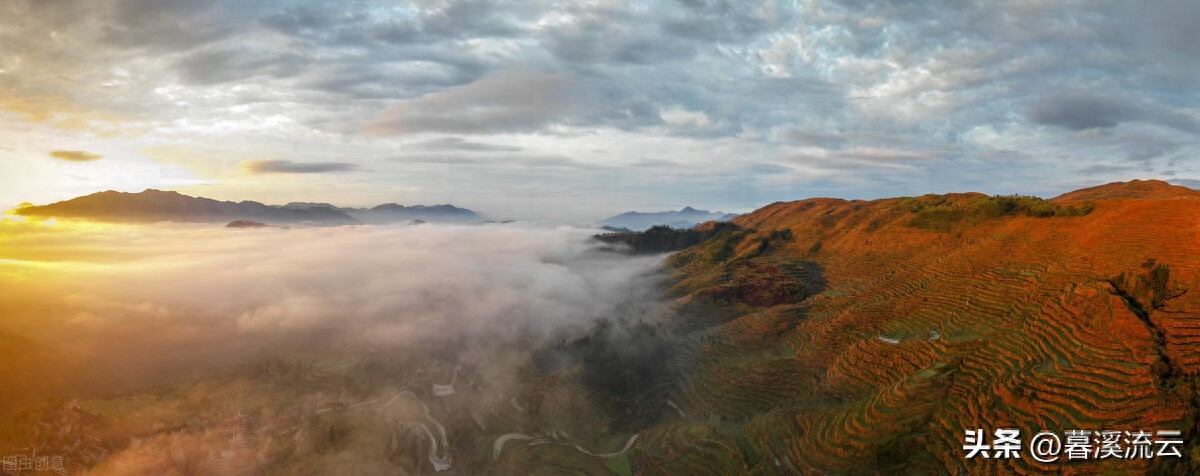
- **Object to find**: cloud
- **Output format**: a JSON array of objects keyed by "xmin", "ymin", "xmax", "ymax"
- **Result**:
[
  {"xmin": 174, "ymin": 48, "xmax": 310, "ymax": 85},
  {"xmin": 97, "ymin": 0, "xmax": 232, "ymax": 52},
  {"xmin": 541, "ymin": 20, "xmax": 698, "ymax": 65},
  {"xmin": 49, "ymin": 150, "xmax": 103, "ymax": 162},
  {"xmin": 1169, "ymin": 179, "xmax": 1200, "ymax": 190},
  {"xmin": 1109, "ymin": 1, "xmax": 1200, "ymax": 72},
  {"xmin": 785, "ymin": 146, "xmax": 952, "ymax": 173},
  {"xmin": 1026, "ymin": 93, "xmax": 1200, "ymax": 136},
  {"xmin": 0, "ymin": 222, "xmax": 665, "ymax": 395},
  {"xmin": 391, "ymin": 152, "xmax": 597, "ymax": 170},
  {"xmin": 831, "ymin": 147, "xmax": 950, "ymax": 162},
  {"xmin": 1076, "ymin": 164, "xmax": 1137, "ymax": 176},
  {"xmin": 414, "ymin": 137, "xmax": 523, "ymax": 152},
  {"xmin": 1026, "ymin": 94, "xmax": 1142, "ymax": 131},
  {"xmin": 363, "ymin": 70, "xmax": 569, "ymax": 135},
  {"xmin": 240, "ymin": 159, "xmax": 359, "ymax": 174},
  {"xmin": 786, "ymin": 130, "xmax": 848, "ymax": 149}
]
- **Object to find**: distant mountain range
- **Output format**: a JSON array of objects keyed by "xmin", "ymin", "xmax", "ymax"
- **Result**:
[
  {"xmin": 597, "ymin": 207, "xmax": 739, "ymax": 231},
  {"xmin": 12, "ymin": 189, "xmax": 483, "ymax": 225}
]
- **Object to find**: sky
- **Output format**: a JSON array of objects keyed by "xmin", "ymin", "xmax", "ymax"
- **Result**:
[{"xmin": 2, "ymin": 0, "xmax": 1199, "ymax": 222}]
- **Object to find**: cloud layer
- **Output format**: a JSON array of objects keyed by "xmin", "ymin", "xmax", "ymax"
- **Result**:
[
  {"xmin": 49, "ymin": 150, "xmax": 103, "ymax": 162},
  {"xmin": 241, "ymin": 159, "xmax": 360, "ymax": 174},
  {"xmin": 0, "ymin": 221, "xmax": 666, "ymax": 393},
  {"xmin": 364, "ymin": 71, "xmax": 569, "ymax": 135}
]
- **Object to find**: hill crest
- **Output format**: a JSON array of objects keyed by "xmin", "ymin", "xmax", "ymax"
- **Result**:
[
  {"xmin": 645, "ymin": 178, "xmax": 1200, "ymax": 473},
  {"xmin": 1053, "ymin": 179, "xmax": 1200, "ymax": 201}
]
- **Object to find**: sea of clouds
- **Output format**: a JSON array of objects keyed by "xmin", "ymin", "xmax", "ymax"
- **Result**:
[{"xmin": 0, "ymin": 220, "xmax": 667, "ymax": 393}]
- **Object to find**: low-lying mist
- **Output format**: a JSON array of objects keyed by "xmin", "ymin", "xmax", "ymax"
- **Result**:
[{"xmin": 0, "ymin": 220, "xmax": 669, "ymax": 407}]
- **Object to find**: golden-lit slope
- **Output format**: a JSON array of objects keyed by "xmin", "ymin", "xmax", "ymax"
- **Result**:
[
  {"xmin": 0, "ymin": 332, "xmax": 73, "ymax": 420},
  {"xmin": 640, "ymin": 180, "xmax": 1200, "ymax": 474},
  {"xmin": 1053, "ymin": 178, "xmax": 1200, "ymax": 201}
]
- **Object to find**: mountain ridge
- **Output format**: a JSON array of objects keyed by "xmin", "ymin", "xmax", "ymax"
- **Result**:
[
  {"xmin": 1052, "ymin": 178, "xmax": 1200, "ymax": 202},
  {"xmin": 12, "ymin": 189, "xmax": 483, "ymax": 225},
  {"xmin": 598, "ymin": 207, "xmax": 739, "ymax": 231}
]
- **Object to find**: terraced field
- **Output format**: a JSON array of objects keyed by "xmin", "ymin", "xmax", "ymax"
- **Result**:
[{"xmin": 630, "ymin": 180, "xmax": 1200, "ymax": 474}]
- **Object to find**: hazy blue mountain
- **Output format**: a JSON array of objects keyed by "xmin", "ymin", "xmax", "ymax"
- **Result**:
[
  {"xmin": 597, "ymin": 207, "xmax": 739, "ymax": 231},
  {"xmin": 280, "ymin": 201, "xmax": 338, "ymax": 210},
  {"xmin": 15, "ymin": 189, "xmax": 483, "ymax": 225},
  {"xmin": 347, "ymin": 203, "xmax": 482, "ymax": 224}
]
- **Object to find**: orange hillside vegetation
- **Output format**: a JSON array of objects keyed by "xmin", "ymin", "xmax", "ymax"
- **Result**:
[{"xmin": 638, "ymin": 180, "xmax": 1200, "ymax": 474}]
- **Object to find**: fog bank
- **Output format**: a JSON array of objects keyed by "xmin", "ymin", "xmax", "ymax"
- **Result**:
[{"xmin": 0, "ymin": 221, "xmax": 667, "ymax": 396}]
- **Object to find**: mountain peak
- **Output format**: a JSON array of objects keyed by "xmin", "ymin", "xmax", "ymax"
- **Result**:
[
  {"xmin": 282, "ymin": 201, "xmax": 337, "ymax": 210},
  {"xmin": 1053, "ymin": 179, "xmax": 1200, "ymax": 202},
  {"xmin": 599, "ymin": 206, "xmax": 739, "ymax": 231},
  {"xmin": 140, "ymin": 188, "xmax": 182, "ymax": 196}
]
